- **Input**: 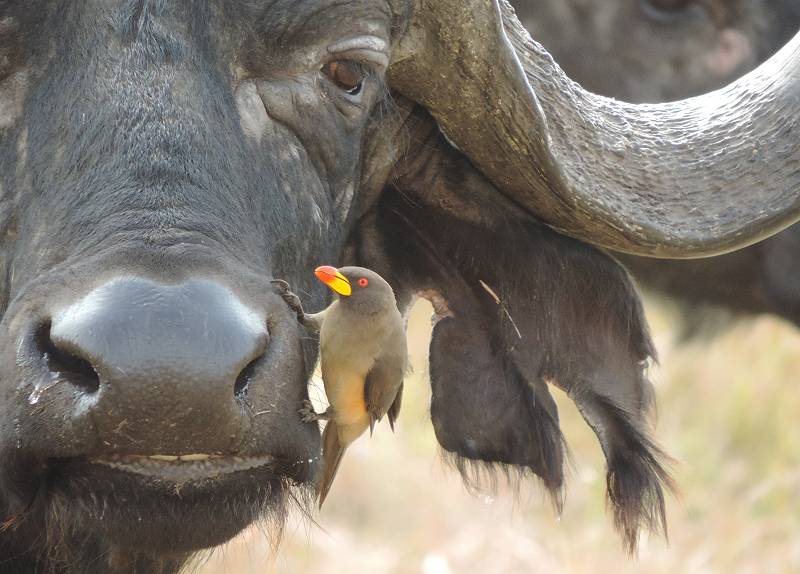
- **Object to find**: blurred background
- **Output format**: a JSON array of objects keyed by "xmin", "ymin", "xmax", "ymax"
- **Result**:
[{"xmin": 198, "ymin": 1, "xmax": 800, "ymax": 572}]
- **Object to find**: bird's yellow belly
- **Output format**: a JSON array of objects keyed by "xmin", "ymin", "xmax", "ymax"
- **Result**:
[
  {"xmin": 322, "ymin": 366, "xmax": 369, "ymax": 427},
  {"xmin": 318, "ymin": 309, "xmax": 384, "ymax": 446}
]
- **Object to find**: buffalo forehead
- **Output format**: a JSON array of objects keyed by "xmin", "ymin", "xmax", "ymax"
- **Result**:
[
  {"xmin": 235, "ymin": 0, "xmax": 395, "ymax": 76},
  {"xmin": 1, "ymin": 1, "xmax": 397, "ymax": 54},
  {"xmin": 242, "ymin": 0, "xmax": 394, "ymax": 40}
]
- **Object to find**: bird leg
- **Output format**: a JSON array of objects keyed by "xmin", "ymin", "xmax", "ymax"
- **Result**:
[
  {"xmin": 271, "ymin": 279, "xmax": 323, "ymax": 333},
  {"xmin": 271, "ymin": 279, "xmax": 306, "ymax": 320},
  {"xmin": 298, "ymin": 399, "xmax": 334, "ymax": 423}
]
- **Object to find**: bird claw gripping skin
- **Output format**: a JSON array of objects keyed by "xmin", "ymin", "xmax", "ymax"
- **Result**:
[
  {"xmin": 270, "ymin": 279, "xmax": 305, "ymax": 323},
  {"xmin": 298, "ymin": 399, "xmax": 334, "ymax": 423}
]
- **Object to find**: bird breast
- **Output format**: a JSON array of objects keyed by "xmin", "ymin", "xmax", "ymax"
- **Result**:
[
  {"xmin": 319, "ymin": 306, "xmax": 395, "ymax": 370},
  {"xmin": 318, "ymin": 306, "xmax": 397, "ymax": 426}
]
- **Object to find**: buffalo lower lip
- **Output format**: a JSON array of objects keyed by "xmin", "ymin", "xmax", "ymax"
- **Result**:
[{"xmin": 88, "ymin": 454, "xmax": 276, "ymax": 482}]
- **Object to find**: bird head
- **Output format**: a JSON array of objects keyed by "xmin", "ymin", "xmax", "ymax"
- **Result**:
[{"xmin": 314, "ymin": 265, "xmax": 397, "ymax": 313}]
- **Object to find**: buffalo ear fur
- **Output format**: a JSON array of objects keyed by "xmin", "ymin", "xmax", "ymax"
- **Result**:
[{"xmin": 351, "ymin": 108, "xmax": 674, "ymax": 553}]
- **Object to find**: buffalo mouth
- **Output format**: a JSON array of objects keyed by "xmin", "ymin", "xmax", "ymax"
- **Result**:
[
  {"xmin": 13, "ymin": 452, "xmax": 318, "ymax": 554},
  {"xmin": 46, "ymin": 451, "xmax": 316, "ymax": 498},
  {"xmin": 88, "ymin": 453, "xmax": 287, "ymax": 482}
]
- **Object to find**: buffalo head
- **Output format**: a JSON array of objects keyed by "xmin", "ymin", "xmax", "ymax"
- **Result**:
[{"xmin": 0, "ymin": 0, "xmax": 798, "ymax": 571}]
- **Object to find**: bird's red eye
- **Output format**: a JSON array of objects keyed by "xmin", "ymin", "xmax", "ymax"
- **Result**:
[{"xmin": 358, "ymin": 278, "xmax": 369, "ymax": 287}]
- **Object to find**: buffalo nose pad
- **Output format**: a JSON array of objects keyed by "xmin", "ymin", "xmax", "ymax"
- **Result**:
[{"xmin": 41, "ymin": 277, "xmax": 268, "ymax": 451}]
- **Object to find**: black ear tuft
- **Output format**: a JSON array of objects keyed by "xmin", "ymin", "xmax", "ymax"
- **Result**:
[{"xmin": 350, "ymin": 108, "xmax": 674, "ymax": 552}]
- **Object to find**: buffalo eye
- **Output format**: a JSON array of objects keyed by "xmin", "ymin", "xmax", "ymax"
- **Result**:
[
  {"xmin": 357, "ymin": 278, "xmax": 369, "ymax": 287},
  {"xmin": 321, "ymin": 60, "xmax": 365, "ymax": 96}
]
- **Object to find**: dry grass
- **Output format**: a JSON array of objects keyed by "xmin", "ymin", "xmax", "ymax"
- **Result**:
[{"xmin": 197, "ymin": 298, "xmax": 800, "ymax": 574}]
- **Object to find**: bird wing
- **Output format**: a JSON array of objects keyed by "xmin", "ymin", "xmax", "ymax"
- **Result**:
[
  {"xmin": 364, "ymin": 350, "xmax": 406, "ymax": 434},
  {"xmin": 387, "ymin": 381, "xmax": 403, "ymax": 432}
]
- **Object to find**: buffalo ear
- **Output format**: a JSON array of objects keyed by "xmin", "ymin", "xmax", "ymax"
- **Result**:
[
  {"xmin": 428, "ymin": 301, "xmax": 567, "ymax": 503},
  {"xmin": 350, "ymin": 108, "xmax": 674, "ymax": 553}
]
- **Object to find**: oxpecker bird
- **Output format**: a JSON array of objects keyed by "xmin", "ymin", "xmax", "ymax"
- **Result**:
[{"xmin": 274, "ymin": 266, "xmax": 407, "ymax": 506}]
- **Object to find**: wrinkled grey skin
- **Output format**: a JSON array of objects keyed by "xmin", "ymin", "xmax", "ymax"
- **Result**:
[{"xmin": 515, "ymin": 0, "xmax": 800, "ymax": 327}]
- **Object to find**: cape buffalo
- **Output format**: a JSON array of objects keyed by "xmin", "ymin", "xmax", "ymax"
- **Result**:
[
  {"xmin": 0, "ymin": 1, "xmax": 798, "ymax": 572},
  {"xmin": 515, "ymin": 0, "xmax": 800, "ymax": 103},
  {"xmin": 515, "ymin": 0, "xmax": 800, "ymax": 327}
]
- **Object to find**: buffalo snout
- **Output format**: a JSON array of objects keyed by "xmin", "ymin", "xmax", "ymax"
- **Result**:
[
  {"xmin": 3, "ymin": 267, "xmax": 321, "ymax": 467},
  {"xmin": 0, "ymin": 267, "xmax": 321, "ymax": 554},
  {"xmin": 37, "ymin": 277, "xmax": 266, "ymax": 453}
]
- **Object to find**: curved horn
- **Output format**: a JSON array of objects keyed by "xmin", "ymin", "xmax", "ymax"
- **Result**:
[{"xmin": 388, "ymin": 0, "xmax": 800, "ymax": 258}]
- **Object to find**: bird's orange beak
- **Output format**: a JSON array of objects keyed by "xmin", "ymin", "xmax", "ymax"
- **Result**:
[{"xmin": 315, "ymin": 265, "xmax": 352, "ymax": 297}]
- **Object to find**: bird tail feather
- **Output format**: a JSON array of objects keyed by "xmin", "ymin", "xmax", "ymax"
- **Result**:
[{"xmin": 318, "ymin": 421, "xmax": 346, "ymax": 508}]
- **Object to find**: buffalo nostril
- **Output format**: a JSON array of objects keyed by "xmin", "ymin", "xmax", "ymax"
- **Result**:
[
  {"xmin": 36, "ymin": 322, "xmax": 100, "ymax": 393},
  {"xmin": 234, "ymin": 355, "xmax": 261, "ymax": 398}
]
